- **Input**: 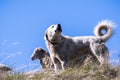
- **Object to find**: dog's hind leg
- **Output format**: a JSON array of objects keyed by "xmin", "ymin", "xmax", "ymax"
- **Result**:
[{"xmin": 90, "ymin": 42, "xmax": 109, "ymax": 65}]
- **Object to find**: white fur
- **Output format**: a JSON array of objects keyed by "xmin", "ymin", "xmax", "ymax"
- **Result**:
[{"xmin": 44, "ymin": 20, "xmax": 114, "ymax": 72}]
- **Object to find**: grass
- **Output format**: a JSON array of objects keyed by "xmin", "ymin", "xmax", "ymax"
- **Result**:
[
  {"xmin": 0, "ymin": 63, "xmax": 120, "ymax": 80},
  {"xmin": 0, "ymin": 72, "xmax": 26, "ymax": 80}
]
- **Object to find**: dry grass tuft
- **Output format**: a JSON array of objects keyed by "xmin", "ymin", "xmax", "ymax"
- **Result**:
[{"xmin": 1, "ymin": 63, "xmax": 120, "ymax": 80}]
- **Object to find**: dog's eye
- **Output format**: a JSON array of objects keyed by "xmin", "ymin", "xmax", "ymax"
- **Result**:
[{"xmin": 51, "ymin": 26, "xmax": 54, "ymax": 28}]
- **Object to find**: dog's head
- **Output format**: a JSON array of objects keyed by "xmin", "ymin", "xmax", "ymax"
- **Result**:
[
  {"xmin": 44, "ymin": 24, "xmax": 62, "ymax": 43},
  {"xmin": 31, "ymin": 48, "xmax": 46, "ymax": 60}
]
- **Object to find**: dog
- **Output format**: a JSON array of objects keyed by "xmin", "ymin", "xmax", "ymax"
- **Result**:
[
  {"xmin": 31, "ymin": 48, "xmax": 54, "ymax": 69},
  {"xmin": 44, "ymin": 20, "xmax": 114, "ymax": 71}
]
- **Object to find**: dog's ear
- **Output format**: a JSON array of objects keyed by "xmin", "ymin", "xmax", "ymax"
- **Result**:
[{"xmin": 44, "ymin": 30, "xmax": 48, "ymax": 41}]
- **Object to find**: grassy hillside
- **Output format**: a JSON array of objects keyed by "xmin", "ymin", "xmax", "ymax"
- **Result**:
[{"xmin": 0, "ymin": 63, "xmax": 120, "ymax": 80}]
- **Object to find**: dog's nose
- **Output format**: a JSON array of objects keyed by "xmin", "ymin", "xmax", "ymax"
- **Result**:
[
  {"xmin": 31, "ymin": 56, "xmax": 34, "ymax": 60},
  {"xmin": 57, "ymin": 24, "xmax": 62, "ymax": 32},
  {"xmin": 58, "ymin": 24, "xmax": 61, "ymax": 27}
]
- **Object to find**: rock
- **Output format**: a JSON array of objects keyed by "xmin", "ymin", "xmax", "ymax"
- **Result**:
[{"xmin": 0, "ymin": 63, "xmax": 12, "ymax": 75}]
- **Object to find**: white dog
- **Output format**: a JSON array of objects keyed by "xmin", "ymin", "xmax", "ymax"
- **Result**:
[{"xmin": 44, "ymin": 20, "xmax": 114, "ymax": 71}]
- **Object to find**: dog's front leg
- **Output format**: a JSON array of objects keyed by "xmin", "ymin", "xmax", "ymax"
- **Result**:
[
  {"xmin": 54, "ymin": 63, "xmax": 58, "ymax": 72},
  {"xmin": 59, "ymin": 61, "xmax": 65, "ymax": 70},
  {"xmin": 57, "ymin": 57, "xmax": 67, "ymax": 70},
  {"xmin": 51, "ymin": 57, "xmax": 59, "ymax": 72}
]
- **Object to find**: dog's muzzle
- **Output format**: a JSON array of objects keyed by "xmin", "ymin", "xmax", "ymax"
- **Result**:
[
  {"xmin": 55, "ymin": 24, "xmax": 62, "ymax": 32},
  {"xmin": 31, "ymin": 56, "xmax": 35, "ymax": 60}
]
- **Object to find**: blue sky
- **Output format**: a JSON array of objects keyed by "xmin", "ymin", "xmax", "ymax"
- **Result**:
[{"xmin": 0, "ymin": 0, "xmax": 120, "ymax": 72}]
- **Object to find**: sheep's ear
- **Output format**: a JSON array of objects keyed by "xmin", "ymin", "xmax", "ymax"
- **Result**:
[{"xmin": 44, "ymin": 30, "xmax": 48, "ymax": 41}]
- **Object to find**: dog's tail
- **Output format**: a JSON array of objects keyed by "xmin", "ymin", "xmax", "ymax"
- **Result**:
[{"xmin": 94, "ymin": 20, "xmax": 115, "ymax": 42}]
